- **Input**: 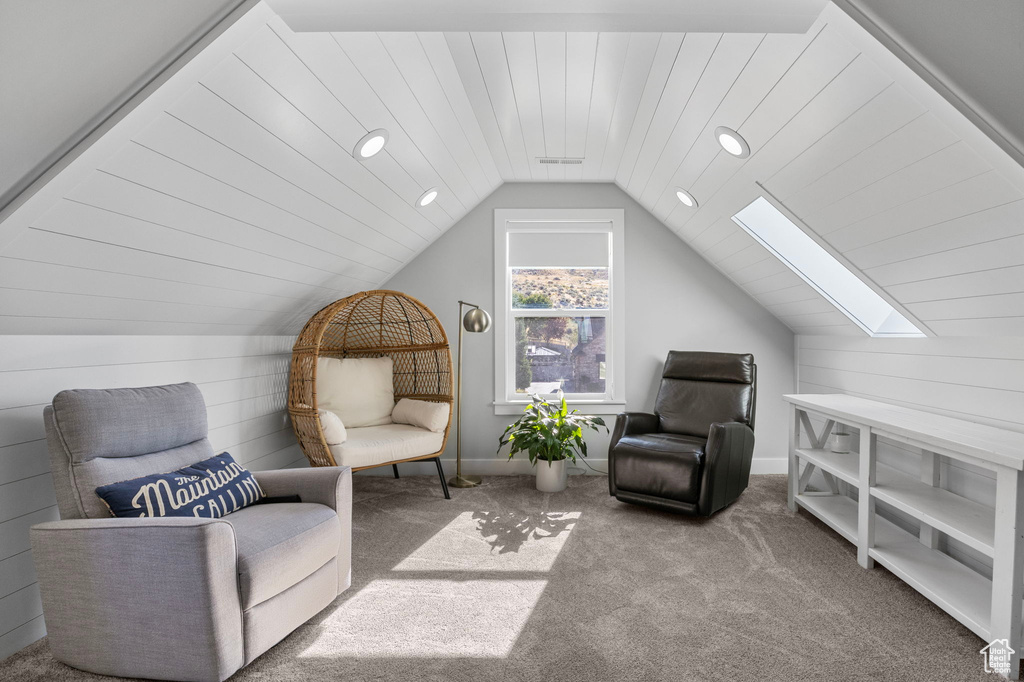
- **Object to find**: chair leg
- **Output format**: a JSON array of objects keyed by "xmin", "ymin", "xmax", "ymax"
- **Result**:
[
  {"xmin": 392, "ymin": 463, "xmax": 400, "ymax": 479},
  {"xmin": 434, "ymin": 458, "xmax": 450, "ymax": 499}
]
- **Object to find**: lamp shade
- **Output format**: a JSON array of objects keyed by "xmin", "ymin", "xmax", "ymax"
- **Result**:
[{"xmin": 463, "ymin": 307, "xmax": 491, "ymax": 333}]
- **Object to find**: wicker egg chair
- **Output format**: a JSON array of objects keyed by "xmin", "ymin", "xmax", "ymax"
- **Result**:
[{"xmin": 288, "ymin": 290, "xmax": 453, "ymax": 498}]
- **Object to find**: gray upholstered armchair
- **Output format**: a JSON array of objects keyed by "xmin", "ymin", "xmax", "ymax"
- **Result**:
[{"xmin": 30, "ymin": 383, "xmax": 352, "ymax": 682}]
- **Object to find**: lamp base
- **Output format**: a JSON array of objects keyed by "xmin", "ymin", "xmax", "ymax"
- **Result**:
[{"xmin": 448, "ymin": 474, "xmax": 482, "ymax": 488}]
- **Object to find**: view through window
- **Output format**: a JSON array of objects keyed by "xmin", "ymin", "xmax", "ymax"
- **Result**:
[
  {"xmin": 512, "ymin": 266, "xmax": 606, "ymax": 393},
  {"xmin": 511, "ymin": 266, "xmax": 608, "ymax": 395}
]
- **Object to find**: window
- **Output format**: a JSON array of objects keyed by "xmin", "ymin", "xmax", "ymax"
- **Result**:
[
  {"xmin": 732, "ymin": 196, "xmax": 925, "ymax": 337},
  {"xmin": 494, "ymin": 209, "xmax": 624, "ymax": 414}
]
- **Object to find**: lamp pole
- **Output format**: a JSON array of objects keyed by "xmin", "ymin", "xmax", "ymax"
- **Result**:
[{"xmin": 450, "ymin": 300, "xmax": 490, "ymax": 488}]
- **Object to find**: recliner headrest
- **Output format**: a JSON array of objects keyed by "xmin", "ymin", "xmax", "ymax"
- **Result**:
[
  {"xmin": 51, "ymin": 382, "xmax": 208, "ymax": 463},
  {"xmin": 661, "ymin": 351, "xmax": 754, "ymax": 384}
]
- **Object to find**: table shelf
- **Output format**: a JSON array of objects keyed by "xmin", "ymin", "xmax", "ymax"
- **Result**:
[
  {"xmin": 794, "ymin": 493, "xmax": 857, "ymax": 543},
  {"xmin": 795, "ymin": 448, "xmax": 859, "ymax": 486},
  {"xmin": 872, "ymin": 470, "xmax": 995, "ymax": 557},
  {"xmin": 870, "ymin": 530, "xmax": 993, "ymax": 641}
]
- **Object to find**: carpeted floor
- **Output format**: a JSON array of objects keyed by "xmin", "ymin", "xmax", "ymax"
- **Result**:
[{"xmin": 1, "ymin": 475, "xmax": 998, "ymax": 681}]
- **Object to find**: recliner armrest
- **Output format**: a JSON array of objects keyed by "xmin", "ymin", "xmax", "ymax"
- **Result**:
[
  {"xmin": 697, "ymin": 421, "xmax": 755, "ymax": 517},
  {"xmin": 608, "ymin": 412, "xmax": 659, "ymax": 496},
  {"xmin": 609, "ymin": 412, "xmax": 659, "ymax": 450},
  {"xmin": 253, "ymin": 466, "xmax": 353, "ymax": 593},
  {"xmin": 30, "ymin": 517, "xmax": 244, "ymax": 682},
  {"xmin": 253, "ymin": 466, "xmax": 352, "ymax": 513}
]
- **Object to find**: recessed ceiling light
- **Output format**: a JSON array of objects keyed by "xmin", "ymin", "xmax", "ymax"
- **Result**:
[
  {"xmin": 354, "ymin": 129, "xmax": 388, "ymax": 160},
  {"xmin": 417, "ymin": 188, "xmax": 438, "ymax": 207},
  {"xmin": 714, "ymin": 126, "xmax": 750, "ymax": 158},
  {"xmin": 674, "ymin": 188, "xmax": 698, "ymax": 208}
]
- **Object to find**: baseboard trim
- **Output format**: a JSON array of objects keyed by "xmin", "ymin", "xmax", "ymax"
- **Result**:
[
  {"xmin": 357, "ymin": 457, "xmax": 789, "ymax": 476},
  {"xmin": 357, "ymin": 458, "xmax": 609, "ymax": 476},
  {"xmin": 750, "ymin": 458, "xmax": 787, "ymax": 475}
]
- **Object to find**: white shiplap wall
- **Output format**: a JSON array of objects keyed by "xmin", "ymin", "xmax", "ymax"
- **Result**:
[
  {"xmin": 0, "ymin": 4, "xmax": 501, "ymax": 337},
  {"xmin": 796, "ymin": 334, "xmax": 1024, "ymax": 574},
  {"xmin": 0, "ymin": 335, "xmax": 307, "ymax": 660},
  {"xmin": 439, "ymin": 5, "xmax": 1024, "ymax": 338},
  {"xmin": 650, "ymin": 5, "xmax": 1024, "ymax": 339},
  {"xmin": 3, "ymin": 1, "xmax": 1021, "ymax": 340}
]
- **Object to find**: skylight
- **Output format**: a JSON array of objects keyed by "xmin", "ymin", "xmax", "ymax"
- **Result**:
[{"xmin": 732, "ymin": 196, "xmax": 924, "ymax": 337}]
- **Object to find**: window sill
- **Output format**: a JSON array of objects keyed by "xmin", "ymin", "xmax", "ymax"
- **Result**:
[{"xmin": 493, "ymin": 401, "xmax": 626, "ymax": 416}]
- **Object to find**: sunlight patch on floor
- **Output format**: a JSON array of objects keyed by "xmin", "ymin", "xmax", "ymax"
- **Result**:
[
  {"xmin": 299, "ymin": 579, "xmax": 548, "ymax": 658},
  {"xmin": 391, "ymin": 511, "xmax": 582, "ymax": 572}
]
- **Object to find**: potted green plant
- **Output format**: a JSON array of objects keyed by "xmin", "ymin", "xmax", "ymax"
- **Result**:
[{"xmin": 497, "ymin": 392, "xmax": 607, "ymax": 492}]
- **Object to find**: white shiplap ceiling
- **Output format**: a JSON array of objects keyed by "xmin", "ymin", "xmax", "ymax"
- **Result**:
[{"xmin": 1, "ymin": 0, "xmax": 1022, "ymax": 336}]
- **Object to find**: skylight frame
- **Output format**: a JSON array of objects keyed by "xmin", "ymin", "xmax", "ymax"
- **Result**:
[{"xmin": 732, "ymin": 191, "xmax": 928, "ymax": 338}]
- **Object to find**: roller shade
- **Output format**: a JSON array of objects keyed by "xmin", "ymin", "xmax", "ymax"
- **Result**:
[{"xmin": 508, "ymin": 225, "xmax": 610, "ymax": 268}]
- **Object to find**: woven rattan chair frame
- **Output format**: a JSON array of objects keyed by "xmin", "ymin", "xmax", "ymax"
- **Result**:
[{"xmin": 288, "ymin": 291, "xmax": 453, "ymax": 484}]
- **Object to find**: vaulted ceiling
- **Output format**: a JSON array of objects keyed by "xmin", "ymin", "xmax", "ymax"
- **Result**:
[{"xmin": 1, "ymin": 0, "xmax": 1022, "ymax": 336}]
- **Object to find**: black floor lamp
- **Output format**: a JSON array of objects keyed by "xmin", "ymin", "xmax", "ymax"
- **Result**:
[{"xmin": 449, "ymin": 300, "xmax": 491, "ymax": 488}]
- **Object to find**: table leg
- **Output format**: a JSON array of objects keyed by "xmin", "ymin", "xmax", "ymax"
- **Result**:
[
  {"xmin": 788, "ymin": 404, "xmax": 800, "ymax": 512},
  {"xmin": 857, "ymin": 428, "xmax": 876, "ymax": 569},
  {"xmin": 919, "ymin": 451, "xmax": 941, "ymax": 550},
  {"xmin": 990, "ymin": 467, "xmax": 1024, "ymax": 679}
]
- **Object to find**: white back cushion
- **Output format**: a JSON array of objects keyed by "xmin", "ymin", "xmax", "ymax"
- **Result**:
[
  {"xmin": 316, "ymin": 357, "xmax": 394, "ymax": 428},
  {"xmin": 391, "ymin": 398, "xmax": 450, "ymax": 433}
]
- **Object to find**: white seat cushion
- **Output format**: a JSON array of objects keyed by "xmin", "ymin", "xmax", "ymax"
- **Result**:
[
  {"xmin": 328, "ymin": 424, "xmax": 444, "ymax": 469},
  {"xmin": 220, "ymin": 502, "xmax": 340, "ymax": 609}
]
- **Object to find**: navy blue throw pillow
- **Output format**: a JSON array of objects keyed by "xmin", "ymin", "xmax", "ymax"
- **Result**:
[{"xmin": 96, "ymin": 453, "xmax": 265, "ymax": 518}]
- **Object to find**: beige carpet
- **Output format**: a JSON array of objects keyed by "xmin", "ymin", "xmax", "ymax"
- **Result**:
[{"xmin": 1, "ymin": 475, "xmax": 998, "ymax": 681}]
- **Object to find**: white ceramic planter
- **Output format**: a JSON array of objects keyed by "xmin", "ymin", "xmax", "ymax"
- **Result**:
[
  {"xmin": 832, "ymin": 432, "xmax": 852, "ymax": 454},
  {"xmin": 535, "ymin": 458, "xmax": 568, "ymax": 492}
]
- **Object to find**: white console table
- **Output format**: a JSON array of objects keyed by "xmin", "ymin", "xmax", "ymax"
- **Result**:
[{"xmin": 784, "ymin": 394, "xmax": 1024, "ymax": 678}]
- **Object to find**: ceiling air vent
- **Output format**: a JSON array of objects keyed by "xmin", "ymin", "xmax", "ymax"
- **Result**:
[{"xmin": 537, "ymin": 157, "xmax": 584, "ymax": 165}]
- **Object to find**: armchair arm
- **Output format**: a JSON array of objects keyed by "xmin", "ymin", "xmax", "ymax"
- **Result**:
[
  {"xmin": 253, "ymin": 466, "xmax": 353, "ymax": 592},
  {"xmin": 697, "ymin": 421, "xmax": 755, "ymax": 517},
  {"xmin": 608, "ymin": 412, "xmax": 659, "ymax": 496},
  {"xmin": 253, "ymin": 466, "xmax": 351, "ymax": 513},
  {"xmin": 30, "ymin": 517, "xmax": 243, "ymax": 682},
  {"xmin": 609, "ymin": 412, "xmax": 659, "ymax": 450}
]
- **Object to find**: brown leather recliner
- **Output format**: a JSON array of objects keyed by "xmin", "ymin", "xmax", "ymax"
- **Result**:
[{"xmin": 608, "ymin": 351, "xmax": 756, "ymax": 516}]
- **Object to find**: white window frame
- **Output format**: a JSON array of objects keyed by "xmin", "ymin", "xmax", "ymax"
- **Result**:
[{"xmin": 493, "ymin": 208, "xmax": 625, "ymax": 415}]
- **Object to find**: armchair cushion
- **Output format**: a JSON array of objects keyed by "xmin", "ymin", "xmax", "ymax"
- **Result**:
[
  {"xmin": 655, "ymin": 351, "xmax": 755, "ymax": 438},
  {"xmin": 95, "ymin": 452, "xmax": 265, "ymax": 519},
  {"xmin": 611, "ymin": 433, "xmax": 706, "ymax": 504},
  {"xmin": 318, "ymin": 409, "xmax": 348, "ymax": 445},
  {"xmin": 655, "ymin": 379, "xmax": 754, "ymax": 438},
  {"xmin": 316, "ymin": 356, "xmax": 394, "ymax": 427},
  {"xmin": 662, "ymin": 351, "xmax": 754, "ymax": 383},
  {"xmin": 253, "ymin": 466, "xmax": 353, "ymax": 593},
  {"xmin": 391, "ymin": 398, "xmax": 450, "ymax": 433},
  {"xmin": 220, "ymin": 502, "xmax": 340, "ymax": 608},
  {"xmin": 51, "ymin": 383, "xmax": 208, "ymax": 461},
  {"xmin": 328, "ymin": 423, "xmax": 444, "ymax": 469}
]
